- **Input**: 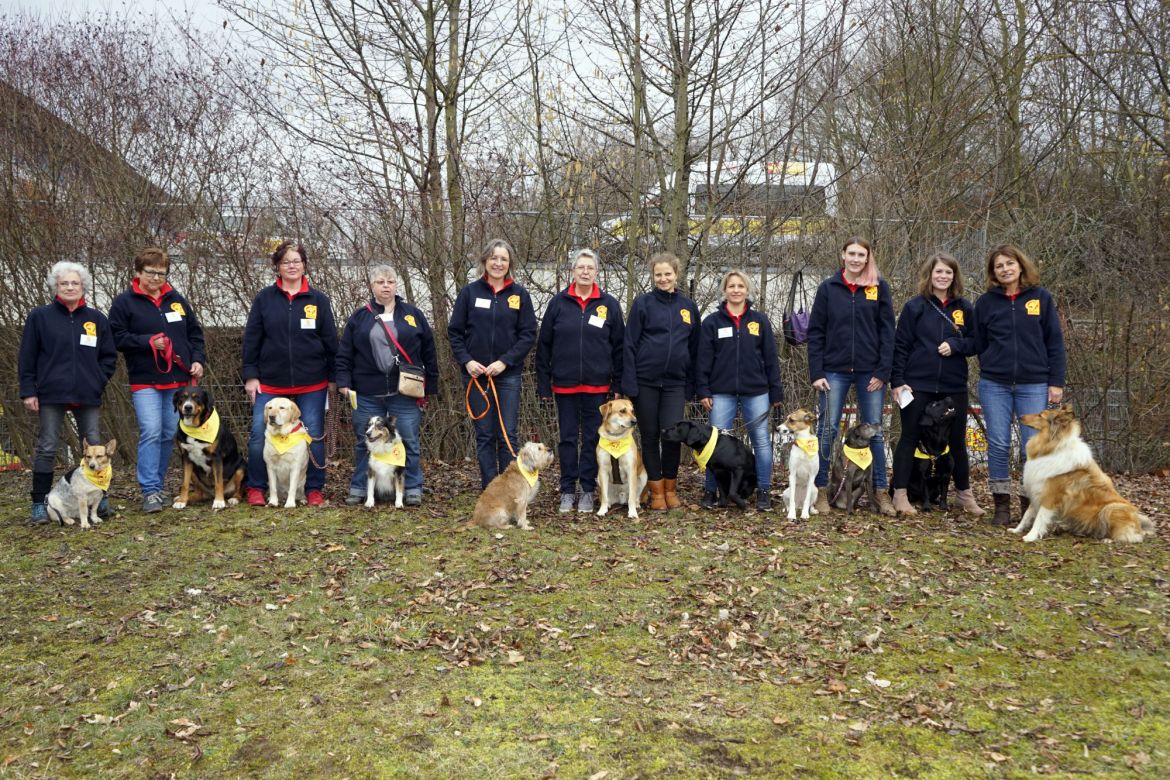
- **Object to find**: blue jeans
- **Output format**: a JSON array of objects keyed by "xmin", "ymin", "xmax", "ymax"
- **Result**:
[
  {"xmin": 132, "ymin": 387, "xmax": 179, "ymax": 495},
  {"xmin": 349, "ymin": 393, "xmax": 423, "ymax": 496},
  {"xmin": 705, "ymin": 393, "xmax": 774, "ymax": 492},
  {"xmin": 465, "ymin": 373, "xmax": 521, "ymax": 488},
  {"xmin": 817, "ymin": 372, "xmax": 888, "ymax": 489},
  {"xmin": 978, "ymin": 379, "xmax": 1047, "ymax": 489},
  {"xmin": 247, "ymin": 388, "xmax": 327, "ymax": 492},
  {"xmin": 554, "ymin": 392, "xmax": 605, "ymax": 494}
]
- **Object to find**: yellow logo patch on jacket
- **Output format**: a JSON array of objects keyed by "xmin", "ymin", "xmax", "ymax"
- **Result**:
[
  {"xmin": 865, "ymin": 286, "xmax": 878, "ymax": 301},
  {"xmin": 1025, "ymin": 299, "xmax": 1040, "ymax": 316},
  {"xmin": 83, "ymin": 321, "xmax": 97, "ymax": 337},
  {"xmin": 404, "ymin": 314, "xmax": 417, "ymax": 328},
  {"xmin": 680, "ymin": 309, "xmax": 692, "ymax": 325},
  {"xmin": 508, "ymin": 295, "xmax": 521, "ymax": 310},
  {"xmin": 595, "ymin": 305, "xmax": 608, "ymax": 321},
  {"xmin": 170, "ymin": 302, "xmax": 185, "ymax": 316},
  {"xmin": 303, "ymin": 304, "xmax": 318, "ymax": 319},
  {"xmin": 952, "ymin": 310, "xmax": 965, "ymax": 327},
  {"xmin": 747, "ymin": 321, "xmax": 760, "ymax": 336}
]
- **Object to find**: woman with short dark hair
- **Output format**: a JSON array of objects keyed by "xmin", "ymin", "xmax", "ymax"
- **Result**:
[
  {"xmin": 19, "ymin": 261, "xmax": 117, "ymax": 524},
  {"xmin": 241, "ymin": 240, "xmax": 338, "ymax": 506},
  {"xmin": 109, "ymin": 246, "xmax": 206, "ymax": 513}
]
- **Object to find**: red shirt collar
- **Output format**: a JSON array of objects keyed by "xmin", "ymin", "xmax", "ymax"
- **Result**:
[
  {"xmin": 841, "ymin": 269, "xmax": 859, "ymax": 294},
  {"xmin": 276, "ymin": 276, "xmax": 310, "ymax": 300},
  {"xmin": 132, "ymin": 277, "xmax": 173, "ymax": 306},
  {"xmin": 482, "ymin": 274, "xmax": 513, "ymax": 294},
  {"xmin": 568, "ymin": 283, "xmax": 600, "ymax": 309},
  {"xmin": 55, "ymin": 296, "xmax": 85, "ymax": 311},
  {"xmin": 724, "ymin": 301, "xmax": 747, "ymax": 327}
]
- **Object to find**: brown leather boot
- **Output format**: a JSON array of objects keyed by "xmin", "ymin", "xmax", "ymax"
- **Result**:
[
  {"xmin": 891, "ymin": 488, "xmax": 917, "ymax": 515},
  {"xmin": 813, "ymin": 486, "xmax": 831, "ymax": 514},
  {"xmin": 955, "ymin": 488, "xmax": 984, "ymax": 516},
  {"xmin": 991, "ymin": 493, "xmax": 1012, "ymax": 526},
  {"xmin": 662, "ymin": 478, "xmax": 682, "ymax": 509},
  {"xmin": 874, "ymin": 490, "xmax": 897, "ymax": 517},
  {"xmin": 647, "ymin": 479, "xmax": 667, "ymax": 511}
]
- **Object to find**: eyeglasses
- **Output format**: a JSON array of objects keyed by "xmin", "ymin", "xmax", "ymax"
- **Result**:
[
  {"xmin": 141, "ymin": 269, "xmax": 168, "ymax": 278},
  {"xmin": 279, "ymin": 259, "xmax": 304, "ymax": 267},
  {"xmin": 57, "ymin": 280, "xmax": 82, "ymax": 287}
]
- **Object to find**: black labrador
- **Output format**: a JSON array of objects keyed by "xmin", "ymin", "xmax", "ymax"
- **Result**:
[
  {"xmin": 661, "ymin": 420, "xmax": 757, "ymax": 509},
  {"xmin": 906, "ymin": 396, "xmax": 957, "ymax": 511},
  {"xmin": 829, "ymin": 422, "xmax": 881, "ymax": 513}
]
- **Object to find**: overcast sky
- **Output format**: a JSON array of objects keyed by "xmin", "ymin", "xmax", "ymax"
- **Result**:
[{"xmin": 0, "ymin": 0, "xmax": 228, "ymax": 30}]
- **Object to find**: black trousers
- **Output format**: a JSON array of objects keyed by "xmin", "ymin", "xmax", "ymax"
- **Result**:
[{"xmin": 632, "ymin": 385, "xmax": 686, "ymax": 481}]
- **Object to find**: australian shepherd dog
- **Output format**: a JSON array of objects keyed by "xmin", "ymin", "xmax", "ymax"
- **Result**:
[{"xmin": 1014, "ymin": 406, "xmax": 1153, "ymax": 543}]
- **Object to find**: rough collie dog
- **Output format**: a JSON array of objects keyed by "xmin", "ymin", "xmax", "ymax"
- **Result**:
[
  {"xmin": 595, "ymin": 399, "xmax": 648, "ymax": 519},
  {"xmin": 1015, "ymin": 406, "xmax": 1153, "ymax": 543},
  {"xmin": 779, "ymin": 409, "xmax": 819, "ymax": 520},
  {"xmin": 469, "ymin": 441, "xmax": 554, "ymax": 530}
]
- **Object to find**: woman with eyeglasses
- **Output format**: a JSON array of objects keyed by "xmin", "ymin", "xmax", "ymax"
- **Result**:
[
  {"xmin": 109, "ymin": 247, "xmax": 207, "ymax": 513},
  {"xmin": 535, "ymin": 248, "xmax": 625, "ymax": 514},
  {"xmin": 241, "ymin": 240, "xmax": 339, "ymax": 506},
  {"xmin": 19, "ymin": 260, "xmax": 117, "ymax": 524}
]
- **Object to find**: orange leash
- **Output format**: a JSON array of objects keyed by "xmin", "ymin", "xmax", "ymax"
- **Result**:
[{"xmin": 464, "ymin": 374, "xmax": 517, "ymax": 458}]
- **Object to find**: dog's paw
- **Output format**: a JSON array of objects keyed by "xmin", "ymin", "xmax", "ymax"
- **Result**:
[
  {"xmin": 364, "ymin": 498, "xmax": 375, "ymax": 509},
  {"xmin": 284, "ymin": 500, "xmax": 298, "ymax": 509},
  {"xmin": 212, "ymin": 499, "xmax": 226, "ymax": 510},
  {"xmin": 79, "ymin": 520, "xmax": 90, "ymax": 529},
  {"xmin": 267, "ymin": 497, "xmax": 279, "ymax": 507},
  {"xmin": 227, "ymin": 498, "xmax": 239, "ymax": 506},
  {"xmin": 787, "ymin": 511, "xmax": 797, "ymax": 520},
  {"xmin": 63, "ymin": 516, "xmax": 75, "ymax": 526},
  {"xmin": 172, "ymin": 500, "xmax": 187, "ymax": 510},
  {"xmin": 1022, "ymin": 531, "xmax": 1041, "ymax": 542},
  {"xmin": 517, "ymin": 521, "xmax": 533, "ymax": 530},
  {"xmin": 1008, "ymin": 525, "xmax": 1025, "ymax": 534}
]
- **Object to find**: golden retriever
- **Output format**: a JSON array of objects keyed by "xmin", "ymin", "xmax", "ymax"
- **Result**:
[
  {"xmin": 595, "ymin": 399, "xmax": 648, "ymax": 518},
  {"xmin": 1014, "ymin": 406, "xmax": 1153, "ymax": 543},
  {"xmin": 469, "ymin": 441, "xmax": 554, "ymax": 530},
  {"xmin": 263, "ymin": 397, "xmax": 311, "ymax": 508}
]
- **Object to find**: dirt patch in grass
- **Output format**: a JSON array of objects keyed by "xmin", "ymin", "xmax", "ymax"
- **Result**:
[{"xmin": 1, "ymin": 465, "xmax": 1168, "ymax": 777}]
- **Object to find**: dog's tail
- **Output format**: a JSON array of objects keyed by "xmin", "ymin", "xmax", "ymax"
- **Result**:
[
  {"xmin": 1100, "ymin": 502, "xmax": 1150, "ymax": 543},
  {"xmin": 45, "ymin": 499, "xmax": 65, "ymax": 526},
  {"xmin": 453, "ymin": 518, "xmax": 477, "ymax": 532}
]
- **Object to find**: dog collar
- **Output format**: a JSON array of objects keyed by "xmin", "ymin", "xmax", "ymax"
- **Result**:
[
  {"xmin": 81, "ymin": 462, "xmax": 112, "ymax": 491},
  {"xmin": 693, "ymin": 427, "xmax": 720, "ymax": 471},
  {"xmin": 516, "ymin": 459, "xmax": 539, "ymax": 487},
  {"xmin": 794, "ymin": 438, "xmax": 818, "ymax": 456},
  {"xmin": 372, "ymin": 441, "xmax": 406, "ymax": 467},
  {"xmin": 914, "ymin": 444, "xmax": 949, "ymax": 460},
  {"xmin": 179, "ymin": 408, "xmax": 220, "ymax": 443},
  {"xmin": 267, "ymin": 424, "xmax": 313, "ymax": 454},
  {"xmin": 598, "ymin": 435, "xmax": 633, "ymax": 458},
  {"xmin": 843, "ymin": 444, "xmax": 873, "ymax": 469}
]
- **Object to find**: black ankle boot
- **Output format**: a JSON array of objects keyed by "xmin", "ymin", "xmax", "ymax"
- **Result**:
[
  {"xmin": 991, "ymin": 493, "xmax": 1013, "ymax": 526},
  {"xmin": 699, "ymin": 490, "xmax": 717, "ymax": 509}
]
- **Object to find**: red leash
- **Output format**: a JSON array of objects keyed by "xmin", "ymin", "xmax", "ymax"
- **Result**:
[{"xmin": 151, "ymin": 333, "xmax": 198, "ymax": 386}]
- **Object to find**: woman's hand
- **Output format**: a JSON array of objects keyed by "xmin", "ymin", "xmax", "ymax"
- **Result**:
[
  {"xmin": 245, "ymin": 378, "xmax": 260, "ymax": 404},
  {"xmin": 867, "ymin": 377, "xmax": 885, "ymax": 393},
  {"xmin": 1048, "ymin": 386, "xmax": 1064, "ymax": 404},
  {"xmin": 484, "ymin": 360, "xmax": 507, "ymax": 377},
  {"xmin": 151, "ymin": 334, "xmax": 168, "ymax": 350},
  {"xmin": 937, "ymin": 342, "xmax": 952, "ymax": 357},
  {"xmin": 701, "ymin": 397, "xmax": 713, "ymax": 411},
  {"xmin": 812, "ymin": 378, "xmax": 830, "ymax": 392},
  {"xmin": 892, "ymin": 385, "xmax": 911, "ymax": 404},
  {"xmin": 465, "ymin": 360, "xmax": 486, "ymax": 377},
  {"xmin": 190, "ymin": 361, "xmax": 205, "ymax": 380},
  {"xmin": 23, "ymin": 396, "xmax": 38, "ymax": 413}
]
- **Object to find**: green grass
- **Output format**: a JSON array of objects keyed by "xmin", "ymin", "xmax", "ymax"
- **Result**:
[{"xmin": 1, "ymin": 468, "xmax": 1167, "ymax": 778}]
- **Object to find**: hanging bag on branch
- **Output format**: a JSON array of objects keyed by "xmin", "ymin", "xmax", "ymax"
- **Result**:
[{"xmin": 782, "ymin": 269, "xmax": 810, "ymax": 346}]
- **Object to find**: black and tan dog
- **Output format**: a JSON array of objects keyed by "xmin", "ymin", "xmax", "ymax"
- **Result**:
[
  {"xmin": 172, "ymin": 386, "xmax": 246, "ymax": 510},
  {"xmin": 662, "ymin": 420, "xmax": 757, "ymax": 509}
]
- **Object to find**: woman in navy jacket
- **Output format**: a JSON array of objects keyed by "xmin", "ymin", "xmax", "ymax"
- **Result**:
[
  {"xmin": 336, "ymin": 264, "xmax": 438, "ymax": 507},
  {"xmin": 535, "ymin": 249, "xmax": 625, "ymax": 514},
  {"xmin": 807, "ymin": 237, "xmax": 897, "ymax": 516},
  {"xmin": 696, "ymin": 270, "xmax": 783, "ymax": 511},
  {"xmin": 889, "ymin": 253, "xmax": 982, "ymax": 516},
  {"xmin": 19, "ymin": 261, "xmax": 117, "ymax": 524},
  {"xmin": 449, "ymin": 238, "xmax": 538, "ymax": 488},
  {"xmin": 241, "ymin": 240, "xmax": 338, "ymax": 506},
  {"xmin": 109, "ymin": 247, "xmax": 206, "ymax": 513},
  {"xmin": 621, "ymin": 251, "xmax": 700, "ymax": 510},
  {"xmin": 974, "ymin": 244, "xmax": 1066, "ymax": 526}
]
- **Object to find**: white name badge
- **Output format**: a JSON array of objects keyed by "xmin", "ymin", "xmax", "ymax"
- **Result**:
[
  {"xmin": 717, "ymin": 327, "xmax": 733, "ymax": 339},
  {"xmin": 300, "ymin": 319, "xmax": 317, "ymax": 329},
  {"xmin": 80, "ymin": 335, "xmax": 97, "ymax": 347},
  {"xmin": 588, "ymin": 315, "xmax": 605, "ymax": 328},
  {"xmin": 165, "ymin": 311, "xmax": 183, "ymax": 322},
  {"xmin": 379, "ymin": 312, "xmax": 393, "ymax": 322},
  {"xmin": 474, "ymin": 297, "xmax": 492, "ymax": 309}
]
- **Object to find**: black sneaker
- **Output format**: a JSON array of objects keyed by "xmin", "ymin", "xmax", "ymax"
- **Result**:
[
  {"xmin": 699, "ymin": 490, "xmax": 717, "ymax": 510},
  {"xmin": 142, "ymin": 493, "xmax": 165, "ymax": 513},
  {"xmin": 344, "ymin": 493, "xmax": 365, "ymax": 506},
  {"xmin": 30, "ymin": 502, "xmax": 49, "ymax": 525},
  {"xmin": 756, "ymin": 494, "xmax": 771, "ymax": 512},
  {"xmin": 97, "ymin": 495, "xmax": 111, "ymax": 519}
]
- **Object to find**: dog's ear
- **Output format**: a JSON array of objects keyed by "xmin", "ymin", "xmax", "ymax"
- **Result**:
[
  {"xmin": 290, "ymin": 401, "xmax": 301, "ymax": 420},
  {"xmin": 105, "ymin": 438, "xmax": 117, "ymax": 455},
  {"xmin": 803, "ymin": 411, "xmax": 817, "ymax": 424},
  {"xmin": 599, "ymin": 400, "xmax": 612, "ymax": 417}
]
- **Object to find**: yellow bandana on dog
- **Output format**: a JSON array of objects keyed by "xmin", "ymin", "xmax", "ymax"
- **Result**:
[
  {"xmin": 794, "ymin": 438, "xmax": 818, "ymax": 457},
  {"xmin": 267, "ymin": 424, "xmax": 313, "ymax": 454},
  {"xmin": 81, "ymin": 462, "xmax": 112, "ymax": 491},
  {"xmin": 843, "ymin": 444, "xmax": 873, "ymax": 469},
  {"xmin": 516, "ymin": 459, "xmax": 539, "ymax": 487},
  {"xmin": 598, "ymin": 435, "xmax": 633, "ymax": 458},
  {"xmin": 693, "ymin": 427, "xmax": 720, "ymax": 471},
  {"xmin": 179, "ymin": 409, "xmax": 221, "ymax": 443},
  {"xmin": 372, "ymin": 441, "xmax": 406, "ymax": 467},
  {"xmin": 914, "ymin": 445, "xmax": 950, "ymax": 460}
]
